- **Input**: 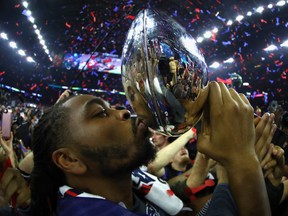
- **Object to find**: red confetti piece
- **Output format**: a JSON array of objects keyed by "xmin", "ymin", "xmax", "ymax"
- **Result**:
[
  {"xmin": 90, "ymin": 12, "xmax": 96, "ymax": 22},
  {"xmin": 30, "ymin": 84, "xmax": 37, "ymax": 91},
  {"xmin": 260, "ymin": 19, "xmax": 267, "ymax": 24},
  {"xmin": 187, "ymin": 1, "xmax": 194, "ymax": 5},
  {"xmin": 210, "ymin": 33, "xmax": 217, "ymax": 42},
  {"xmin": 191, "ymin": 18, "xmax": 197, "ymax": 23},
  {"xmin": 65, "ymin": 22, "xmax": 71, "ymax": 28},
  {"xmin": 254, "ymin": 94, "xmax": 264, "ymax": 98},
  {"xmin": 125, "ymin": 15, "xmax": 135, "ymax": 20}
]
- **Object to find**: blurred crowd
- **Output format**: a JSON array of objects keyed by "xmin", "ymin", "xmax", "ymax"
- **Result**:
[{"xmin": 0, "ymin": 86, "xmax": 288, "ymax": 216}]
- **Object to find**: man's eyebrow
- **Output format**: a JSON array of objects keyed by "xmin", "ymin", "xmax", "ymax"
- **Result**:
[{"xmin": 84, "ymin": 98, "xmax": 107, "ymax": 111}]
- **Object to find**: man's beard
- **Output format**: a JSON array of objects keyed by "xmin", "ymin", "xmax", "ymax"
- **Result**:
[{"xmin": 79, "ymin": 137, "xmax": 156, "ymax": 177}]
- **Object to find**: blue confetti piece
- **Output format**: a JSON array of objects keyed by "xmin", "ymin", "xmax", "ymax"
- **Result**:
[
  {"xmin": 222, "ymin": 41, "xmax": 231, "ymax": 46},
  {"xmin": 216, "ymin": 16, "xmax": 226, "ymax": 22},
  {"xmin": 244, "ymin": 32, "xmax": 251, "ymax": 36},
  {"xmin": 276, "ymin": 17, "xmax": 280, "ymax": 26},
  {"xmin": 173, "ymin": 10, "xmax": 178, "ymax": 17},
  {"xmin": 113, "ymin": 6, "xmax": 118, "ymax": 12}
]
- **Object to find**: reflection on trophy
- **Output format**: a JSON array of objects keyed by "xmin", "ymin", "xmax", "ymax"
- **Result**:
[{"xmin": 121, "ymin": 9, "xmax": 209, "ymax": 136}]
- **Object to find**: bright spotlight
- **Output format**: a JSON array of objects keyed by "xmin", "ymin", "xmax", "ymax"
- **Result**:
[
  {"xmin": 22, "ymin": 1, "xmax": 28, "ymax": 8},
  {"xmin": 267, "ymin": 4, "xmax": 273, "ymax": 8},
  {"xmin": 209, "ymin": 62, "xmax": 220, "ymax": 68},
  {"xmin": 212, "ymin": 27, "xmax": 218, "ymax": 33},
  {"xmin": 26, "ymin": 10, "xmax": 32, "ymax": 16},
  {"xmin": 224, "ymin": 57, "xmax": 234, "ymax": 63},
  {"xmin": 203, "ymin": 31, "xmax": 212, "ymax": 38},
  {"xmin": 236, "ymin": 15, "xmax": 244, "ymax": 22},
  {"xmin": 26, "ymin": 56, "xmax": 35, "ymax": 62},
  {"xmin": 280, "ymin": 40, "xmax": 288, "ymax": 47},
  {"xmin": 196, "ymin": 37, "xmax": 204, "ymax": 43},
  {"xmin": 18, "ymin": 49, "xmax": 26, "ymax": 56},
  {"xmin": 226, "ymin": 20, "xmax": 233, "ymax": 26},
  {"xmin": 276, "ymin": 0, "xmax": 286, "ymax": 6},
  {"xmin": 0, "ymin": 33, "xmax": 8, "ymax": 40},
  {"xmin": 9, "ymin": 41, "xmax": 17, "ymax": 49},
  {"xmin": 246, "ymin": 11, "xmax": 252, "ymax": 16},
  {"xmin": 263, "ymin": 44, "xmax": 278, "ymax": 51},
  {"xmin": 256, "ymin": 6, "xmax": 264, "ymax": 13},
  {"xmin": 28, "ymin": 16, "xmax": 35, "ymax": 23},
  {"xmin": 40, "ymin": 39, "xmax": 45, "ymax": 45}
]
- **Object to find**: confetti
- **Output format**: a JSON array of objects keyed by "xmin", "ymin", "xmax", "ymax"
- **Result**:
[{"xmin": 0, "ymin": 0, "xmax": 287, "ymax": 110}]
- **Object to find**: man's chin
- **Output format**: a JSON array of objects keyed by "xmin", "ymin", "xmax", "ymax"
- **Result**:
[
  {"xmin": 129, "ymin": 138, "xmax": 156, "ymax": 170},
  {"xmin": 101, "ymin": 139, "xmax": 156, "ymax": 177}
]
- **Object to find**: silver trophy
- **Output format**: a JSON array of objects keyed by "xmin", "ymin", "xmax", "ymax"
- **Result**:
[{"xmin": 121, "ymin": 9, "xmax": 209, "ymax": 136}]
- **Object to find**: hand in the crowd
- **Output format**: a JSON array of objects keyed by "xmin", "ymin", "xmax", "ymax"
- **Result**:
[
  {"xmin": 0, "ymin": 130, "xmax": 14, "ymax": 156},
  {"xmin": 0, "ymin": 130, "xmax": 17, "ymax": 168},
  {"xmin": 264, "ymin": 145, "xmax": 285, "ymax": 187},
  {"xmin": 186, "ymin": 152, "xmax": 215, "ymax": 188},
  {"xmin": 197, "ymin": 81, "xmax": 256, "ymax": 165},
  {"xmin": 253, "ymin": 112, "xmax": 285, "ymax": 186},
  {"xmin": 254, "ymin": 112, "xmax": 276, "ymax": 164},
  {"xmin": 56, "ymin": 89, "xmax": 71, "ymax": 104},
  {"xmin": 0, "ymin": 167, "xmax": 31, "ymax": 208}
]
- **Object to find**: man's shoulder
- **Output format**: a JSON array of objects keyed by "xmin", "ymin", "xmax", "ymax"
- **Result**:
[{"xmin": 57, "ymin": 195, "xmax": 143, "ymax": 216}]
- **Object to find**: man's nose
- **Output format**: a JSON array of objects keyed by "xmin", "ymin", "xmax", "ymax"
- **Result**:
[{"xmin": 117, "ymin": 109, "xmax": 131, "ymax": 120}]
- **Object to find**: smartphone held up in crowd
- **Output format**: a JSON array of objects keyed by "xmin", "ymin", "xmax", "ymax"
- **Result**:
[{"xmin": 1, "ymin": 109, "xmax": 12, "ymax": 140}]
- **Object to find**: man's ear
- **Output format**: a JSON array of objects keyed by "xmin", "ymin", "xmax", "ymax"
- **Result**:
[{"xmin": 52, "ymin": 148, "xmax": 87, "ymax": 175}]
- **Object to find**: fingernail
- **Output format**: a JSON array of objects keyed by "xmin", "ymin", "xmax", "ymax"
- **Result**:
[
  {"xmin": 262, "ymin": 113, "xmax": 268, "ymax": 120},
  {"xmin": 269, "ymin": 114, "xmax": 275, "ymax": 122}
]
